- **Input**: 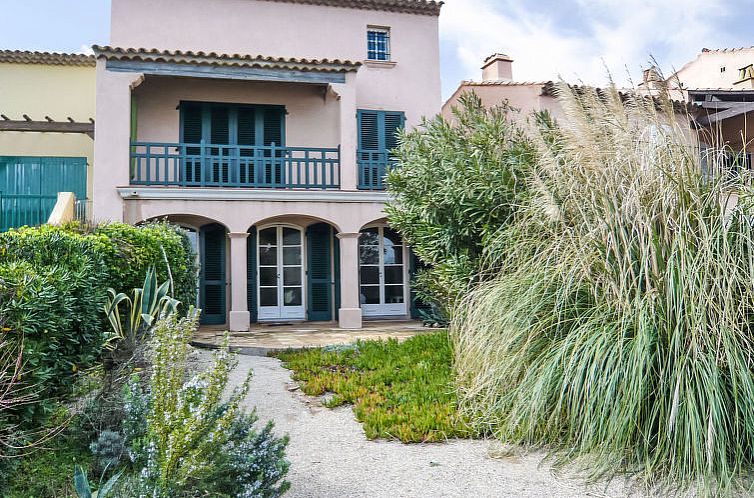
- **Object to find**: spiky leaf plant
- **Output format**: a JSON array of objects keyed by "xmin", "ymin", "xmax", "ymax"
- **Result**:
[{"xmin": 453, "ymin": 81, "xmax": 754, "ymax": 495}]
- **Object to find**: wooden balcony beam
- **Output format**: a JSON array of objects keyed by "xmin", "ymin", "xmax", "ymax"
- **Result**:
[{"xmin": 0, "ymin": 119, "xmax": 94, "ymax": 138}]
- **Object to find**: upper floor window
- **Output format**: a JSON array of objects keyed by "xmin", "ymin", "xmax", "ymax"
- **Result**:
[{"xmin": 367, "ymin": 27, "xmax": 391, "ymax": 61}]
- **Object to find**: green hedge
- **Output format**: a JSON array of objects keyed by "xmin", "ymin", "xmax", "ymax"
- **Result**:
[
  {"xmin": 0, "ymin": 227, "xmax": 107, "ymax": 422},
  {"xmin": 92, "ymin": 222, "xmax": 197, "ymax": 307},
  {"xmin": 0, "ymin": 222, "xmax": 197, "ymax": 424}
]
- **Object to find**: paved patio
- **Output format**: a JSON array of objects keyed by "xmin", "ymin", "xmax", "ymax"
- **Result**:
[{"xmin": 192, "ymin": 319, "xmax": 432, "ymax": 355}]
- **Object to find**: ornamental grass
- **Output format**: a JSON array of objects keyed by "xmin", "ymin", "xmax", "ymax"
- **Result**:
[{"xmin": 452, "ymin": 82, "xmax": 754, "ymax": 495}]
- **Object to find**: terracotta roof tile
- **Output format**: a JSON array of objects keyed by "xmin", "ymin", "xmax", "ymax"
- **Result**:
[
  {"xmin": 0, "ymin": 50, "xmax": 95, "ymax": 67},
  {"xmin": 259, "ymin": 0, "xmax": 442, "ymax": 15},
  {"xmin": 92, "ymin": 45, "xmax": 362, "ymax": 73},
  {"xmin": 460, "ymin": 80, "xmax": 550, "ymax": 87}
]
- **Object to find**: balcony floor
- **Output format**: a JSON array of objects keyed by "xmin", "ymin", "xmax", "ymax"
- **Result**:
[{"xmin": 193, "ymin": 319, "xmax": 434, "ymax": 355}]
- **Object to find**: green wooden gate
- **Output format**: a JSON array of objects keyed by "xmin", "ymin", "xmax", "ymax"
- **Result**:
[
  {"xmin": 0, "ymin": 156, "xmax": 87, "ymax": 231},
  {"xmin": 199, "ymin": 223, "xmax": 227, "ymax": 325}
]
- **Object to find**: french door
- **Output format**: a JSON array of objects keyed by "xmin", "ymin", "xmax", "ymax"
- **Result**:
[
  {"xmin": 359, "ymin": 226, "xmax": 406, "ymax": 316},
  {"xmin": 258, "ymin": 226, "xmax": 305, "ymax": 321}
]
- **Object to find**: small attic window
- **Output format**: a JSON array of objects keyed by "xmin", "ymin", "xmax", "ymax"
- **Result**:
[{"xmin": 721, "ymin": 66, "xmax": 726, "ymax": 73}]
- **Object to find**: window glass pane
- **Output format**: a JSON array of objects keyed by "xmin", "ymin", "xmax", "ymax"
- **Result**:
[
  {"xmin": 360, "ymin": 266, "xmax": 379, "ymax": 285},
  {"xmin": 360, "ymin": 285, "xmax": 380, "ymax": 304},
  {"xmin": 383, "ymin": 227, "xmax": 402, "ymax": 245},
  {"xmin": 259, "ymin": 228, "xmax": 277, "ymax": 246},
  {"xmin": 260, "ymin": 288, "xmax": 277, "ymax": 306},
  {"xmin": 384, "ymin": 245, "xmax": 403, "ymax": 265},
  {"xmin": 359, "ymin": 228, "xmax": 379, "ymax": 246},
  {"xmin": 385, "ymin": 285, "xmax": 404, "ymax": 303},
  {"xmin": 385, "ymin": 266, "xmax": 403, "ymax": 284},
  {"xmin": 283, "ymin": 287, "xmax": 302, "ymax": 306},
  {"xmin": 283, "ymin": 267, "xmax": 301, "ymax": 286},
  {"xmin": 283, "ymin": 228, "xmax": 301, "ymax": 246},
  {"xmin": 283, "ymin": 246, "xmax": 301, "ymax": 265},
  {"xmin": 259, "ymin": 246, "xmax": 276, "ymax": 266},
  {"xmin": 259, "ymin": 267, "xmax": 277, "ymax": 286},
  {"xmin": 360, "ymin": 246, "xmax": 379, "ymax": 265}
]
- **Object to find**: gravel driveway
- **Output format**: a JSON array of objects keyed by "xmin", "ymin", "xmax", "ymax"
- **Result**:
[{"xmin": 216, "ymin": 352, "xmax": 642, "ymax": 498}]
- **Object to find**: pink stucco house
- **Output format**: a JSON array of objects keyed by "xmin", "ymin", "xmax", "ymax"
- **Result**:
[{"xmin": 93, "ymin": 0, "xmax": 443, "ymax": 331}]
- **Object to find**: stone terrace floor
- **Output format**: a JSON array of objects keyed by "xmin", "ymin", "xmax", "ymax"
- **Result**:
[{"xmin": 193, "ymin": 319, "xmax": 433, "ymax": 355}]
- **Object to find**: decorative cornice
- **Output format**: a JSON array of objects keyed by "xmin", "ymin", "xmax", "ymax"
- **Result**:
[
  {"xmin": 117, "ymin": 187, "xmax": 389, "ymax": 203},
  {"xmin": 0, "ymin": 50, "xmax": 95, "ymax": 67},
  {"xmin": 258, "ymin": 0, "xmax": 442, "ymax": 16}
]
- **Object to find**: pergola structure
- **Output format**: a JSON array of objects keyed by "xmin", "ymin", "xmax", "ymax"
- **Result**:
[{"xmin": 0, "ymin": 114, "xmax": 94, "ymax": 138}]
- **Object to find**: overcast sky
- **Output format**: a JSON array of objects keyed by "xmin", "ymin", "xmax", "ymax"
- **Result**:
[{"xmin": 2, "ymin": 0, "xmax": 753, "ymax": 99}]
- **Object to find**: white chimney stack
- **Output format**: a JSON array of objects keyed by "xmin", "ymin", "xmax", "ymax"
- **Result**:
[{"xmin": 482, "ymin": 53, "xmax": 513, "ymax": 82}]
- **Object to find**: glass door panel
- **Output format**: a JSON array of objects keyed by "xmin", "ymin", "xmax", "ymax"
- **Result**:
[
  {"xmin": 359, "ymin": 226, "xmax": 406, "ymax": 316},
  {"xmin": 258, "ymin": 226, "xmax": 305, "ymax": 320}
]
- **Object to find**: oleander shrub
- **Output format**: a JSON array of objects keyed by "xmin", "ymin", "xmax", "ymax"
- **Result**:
[
  {"xmin": 91, "ymin": 222, "xmax": 197, "ymax": 311},
  {"xmin": 121, "ymin": 311, "xmax": 289, "ymax": 497},
  {"xmin": 454, "ymin": 82, "xmax": 754, "ymax": 495},
  {"xmin": 386, "ymin": 92, "xmax": 535, "ymax": 311}
]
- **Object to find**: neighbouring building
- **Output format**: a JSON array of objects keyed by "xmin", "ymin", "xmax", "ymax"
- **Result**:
[
  {"xmin": 655, "ymin": 47, "xmax": 754, "ymax": 167},
  {"xmin": 0, "ymin": 51, "xmax": 95, "ymax": 230},
  {"xmin": 442, "ymin": 53, "xmax": 562, "ymax": 122},
  {"xmin": 93, "ymin": 0, "xmax": 443, "ymax": 331}
]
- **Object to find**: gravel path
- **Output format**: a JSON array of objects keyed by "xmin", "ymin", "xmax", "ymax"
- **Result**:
[{"xmin": 216, "ymin": 352, "xmax": 641, "ymax": 498}]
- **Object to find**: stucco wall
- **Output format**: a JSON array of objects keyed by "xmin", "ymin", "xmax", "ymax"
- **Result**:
[
  {"xmin": 133, "ymin": 76, "xmax": 340, "ymax": 148},
  {"xmin": 0, "ymin": 62, "xmax": 96, "ymax": 202},
  {"xmin": 110, "ymin": 0, "xmax": 442, "ymax": 126},
  {"xmin": 674, "ymin": 48, "xmax": 754, "ymax": 91},
  {"xmin": 442, "ymin": 84, "xmax": 563, "ymax": 123}
]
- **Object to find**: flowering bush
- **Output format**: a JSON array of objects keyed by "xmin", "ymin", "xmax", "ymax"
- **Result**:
[{"xmin": 122, "ymin": 311, "xmax": 289, "ymax": 497}]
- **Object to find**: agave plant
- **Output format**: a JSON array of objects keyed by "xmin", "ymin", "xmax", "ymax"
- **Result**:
[
  {"xmin": 73, "ymin": 465, "xmax": 121, "ymax": 498},
  {"xmin": 103, "ymin": 266, "xmax": 180, "ymax": 349}
]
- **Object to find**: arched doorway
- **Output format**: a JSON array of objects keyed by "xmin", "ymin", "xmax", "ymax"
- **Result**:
[{"xmin": 359, "ymin": 225, "xmax": 407, "ymax": 317}]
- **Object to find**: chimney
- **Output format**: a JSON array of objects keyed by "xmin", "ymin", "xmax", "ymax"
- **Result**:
[
  {"xmin": 482, "ymin": 53, "xmax": 513, "ymax": 82},
  {"xmin": 642, "ymin": 65, "xmax": 665, "ymax": 91}
]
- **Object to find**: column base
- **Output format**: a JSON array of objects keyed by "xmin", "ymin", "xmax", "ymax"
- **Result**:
[
  {"xmin": 229, "ymin": 311, "xmax": 251, "ymax": 332},
  {"xmin": 338, "ymin": 308, "xmax": 362, "ymax": 329}
]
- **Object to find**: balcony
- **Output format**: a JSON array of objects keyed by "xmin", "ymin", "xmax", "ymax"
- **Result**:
[
  {"xmin": 130, "ymin": 142, "xmax": 340, "ymax": 189},
  {"xmin": 357, "ymin": 150, "xmax": 395, "ymax": 190}
]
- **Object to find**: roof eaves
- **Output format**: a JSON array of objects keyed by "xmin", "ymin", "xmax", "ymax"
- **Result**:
[
  {"xmin": 0, "ymin": 50, "xmax": 95, "ymax": 67},
  {"xmin": 258, "ymin": 0, "xmax": 442, "ymax": 15},
  {"xmin": 92, "ymin": 45, "xmax": 362, "ymax": 73}
]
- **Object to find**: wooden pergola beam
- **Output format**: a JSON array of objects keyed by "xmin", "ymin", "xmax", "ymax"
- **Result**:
[
  {"xmin": 696, "ymin": 102, "xmax": 754, "ymax": 126},
  {"xmin": 0, "ymin": 119, "xmax": 94, "ymax": 138}
]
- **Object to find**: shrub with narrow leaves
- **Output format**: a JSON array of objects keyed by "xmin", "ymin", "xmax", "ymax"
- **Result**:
[{"xmin": 123, "ymin": 311, "xmax": 289, "ymax": 497}]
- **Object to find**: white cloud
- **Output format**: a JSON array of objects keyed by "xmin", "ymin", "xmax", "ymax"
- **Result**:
[
  {"xmin": 440, "ymin": 0, "xmax": 729, "ymax": 87},
  {"xmin": 77, "ymin": 44, "xmax": 94, "ymax": 56}
]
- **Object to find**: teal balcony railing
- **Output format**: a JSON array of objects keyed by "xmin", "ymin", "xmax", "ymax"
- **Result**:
[
  {"xmin": 130, "ymin": 142, "xmax": 340, "ymax": 189},
  {"xmin": 357, "ymin": 150, "xmax": 395, "ymax": 190}
]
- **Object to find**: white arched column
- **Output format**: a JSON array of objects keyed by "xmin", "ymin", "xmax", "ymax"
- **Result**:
[
  {"xmin": 336, "ymin": 231, "xmax": 362, "ymax": 329},
  {"xmin": 228, "ymin": 231, "xmax": 250, "ymax": 331}
]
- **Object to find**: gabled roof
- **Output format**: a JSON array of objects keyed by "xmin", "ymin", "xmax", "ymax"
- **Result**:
[
  {"xmin": 259, "ymin": 0, "xmax": 442, "ymax": 15},
  {"xmin": 0, "ymin": 50, "xmax": 95, "ymax": 67},
  {"xmin": 92, "ymin": 46, "xmax": 361, "ymax": 73}
]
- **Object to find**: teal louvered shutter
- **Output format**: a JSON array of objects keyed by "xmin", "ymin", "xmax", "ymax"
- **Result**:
[
  {"xmin": 358, "ymin": 110, "xmax": 380, "ymax": 151},
  {"xmin": 333, "ymin": 230, "xmax": 340, "ymax": 319},
  {"xmin": 200, "ymin": 224, "xmax": 226, "ymax": 325},
  {"xmin": 237, "ymin": 108, "xmax": 256, "ymax": 184},
  {"xmin": 384, "ymin": 111, "xmax": 405, "ymax": 154},
  {"xmin": 307, "ymin": 223, "xmax": 333, "ymax": 321},
  {"xmin": 210, "ymin": 107, "xmax": 230, "ymax": 183},
  {"xmin": 247, "ymin": 227, "xmax": 258, "ymax": 323},
  {"xmin": 262, "ymin": 108, "xmax": 285, "ymax": 185}
]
